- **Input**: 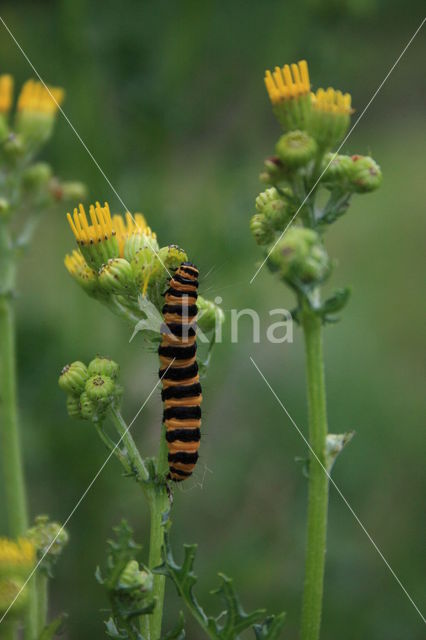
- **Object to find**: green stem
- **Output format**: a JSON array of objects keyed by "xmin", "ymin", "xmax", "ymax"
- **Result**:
[
  {"xmin": 0, "ymin": 622, "xmax": 17, "ymax": 640},
  {"xmin": 0, "ymin": 223, "xmax": 37, "ymax": 640},
  {"xmin": 109, "ymin": 406, "xmax": 149, "ymax": 482},
  {"xmin": 35, "ymin": 572, "xmax": 48, "ymax": 634},
  {"xmin": 300, "ymin": 303, "xmax": 329, "ymax": 640},
  {"xmin": 146, "ymin": 431, "xmax": 169, "ymax": 640}
]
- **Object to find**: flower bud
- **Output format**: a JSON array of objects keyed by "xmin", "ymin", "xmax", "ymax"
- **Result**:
[
  {"xmin": 66, "ymin": 395, "xmax": 81, "ymax": 419},
  {"xmin": 250, "ymin": 213, "xmax": 275, "ymax": 246},
  {"xmin": 255, "ymin": 187, "xmax": 291, "ymax": 231},
  {"xmin": 141, "ymin": 245, "xmax": 188, "ymax": 305},
  {"xmin": 264, "ymin": 61, "xmax": 312, "ymax": 131},
  {"xmin": 58, "ymin": 361, "xmax": 88, "ymax": 395},
  {"xmin": 347, "ymin": 155, "xmax": 382, "ymax": 193},
  {"xmin": 79, "ymin": 391, "xmax": 96, "ymax": 421},
  {"xmin": 67, "ymin": 203, "xmax": 120, "ymax": 271},
  {"xmin": 88, "ymin": 356, "xmax": 119, "ymax": 380},
  {"xmin": 276, "ymin": 130, "xmax": 317, "ymax": 168},
  {"xmin": 118, "ymin": 560, "xmax": 153, "ymax": 593},
  {"xmin": 98, "ymin": 258, "xmax": 135, "ymax": 294},
  {"xmin": 27, "ymin": 516, "xmax": 69, "ymax": 560},
  {"xmin": 197, "ymin": 296, "xmax": 224, "ymax": 334},
  {"xmin": 259, "ymin": 156, "xmax": 289, "ymax": 185},
  {"xmin": 268, "ymin": 227, "xmax": 330, "ymax": 284},
  {"xmin": 85, "ymin": 375, "xmax": 115, "ymax": 402},
  {"xmin": 2, "ymin": 133, "xmax": 26, "ymax": 161},
  {"xmin": 64, "ymin": 250, "xmax": 99, "ymax": 294},
  {"xmin": 321, "ymin": 153, "xmax": 353, "ymax": 187},
  {"xmin": 51, "ymin": 180, "xmax": 88, "ymax": 202},
  {"xmin": 22, "ymin": 162, "xmax": 52, "ymax": 191}
]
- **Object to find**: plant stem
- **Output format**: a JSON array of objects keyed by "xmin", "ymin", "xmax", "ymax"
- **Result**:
[
  {"xmin": 109, "ymin": 406, "xmax": 149, "ymax": 482},
  {"xmin": 35, "ymin": 572, "xmax": 48, "ymax": 634},
  {"xmin": 146, "ymin": 431, "xmax": 169, "ymax": 640},
  {"xmin": 300, "ymin": 301, "xmax": 329, "ymax": 640}
]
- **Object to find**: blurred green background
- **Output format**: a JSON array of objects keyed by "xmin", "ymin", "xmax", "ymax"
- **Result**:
[{"xmin": 0, "ymin": 0, "xmax": 425, "ymax": 638}]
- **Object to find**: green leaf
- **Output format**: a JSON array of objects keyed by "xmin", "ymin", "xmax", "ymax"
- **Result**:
[
  {"xmin": 253, "ymin": 613, "xmax": 286, "ymax": 639},
  {"xmin": 156, "ymin": 529, "xmax": 286, "ymax": 640},
  {"xmin": 320, "ymin": 287, "xmax": 351, "ymax": 320},
  {"xmin": 38, "ymin": 613, "xmax": 68, "ymax": 639}
]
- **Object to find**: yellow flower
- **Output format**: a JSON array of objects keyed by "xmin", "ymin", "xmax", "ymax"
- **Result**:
[
  {"xmin": 15, "ymin": 79, "xmax": 64, "ymax": 145},
  {"xmin": 308, "ymin": 87, "xmax": 353, "ymax": 148},
  {"xmin": 67, "ymin": 202, "xmax": 158, "ymax": 270},
  {"xmin": 0, "ymin": 75, "xmax": 13, "ymax": 114},
  {"xmin": 264, "ymin": 60, "xmax": 311, "ymax": 130},
  {"xmin": 264, "ymin": 60, "xmax": 310, "ymax": 104},
  {"xmin": 64, "ymin": 249, "xmax": 98, "ymax": 293},
  {"xmin": 0, "ymin": 538, "xmax": 35, "ymax": 577},
  {"xmin": 17, "ymin": 79, "xmax": 64, "ymax": 114},
  {"xmin": 311, "ymin": 88, "xmax": 353, "ymax": 115}
]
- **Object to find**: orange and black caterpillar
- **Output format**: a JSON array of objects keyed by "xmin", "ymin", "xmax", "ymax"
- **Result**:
[{"xmin": 158, "ymin": 262, "xmax": 202, "ymax": 482}]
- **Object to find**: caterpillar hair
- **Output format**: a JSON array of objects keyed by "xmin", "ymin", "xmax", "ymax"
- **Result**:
[{"xmin": 158, "ymin": 262, "xmax": 202, "ymax": 482}]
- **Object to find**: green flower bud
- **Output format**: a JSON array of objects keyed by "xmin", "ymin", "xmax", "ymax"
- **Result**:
[
  {"xmin": 347, "ymin": 155, "xmax": 382, "ymax": 193},
  {"xmin": 197, "ymin": 296, "xmax": 224, "ymax": 334},
  {"xmin": 255, "ymin": 187, "xmax": 291, "ymax": 231},
  {"xmin": 51, "ymin": 180, "xmax": 88, "ymax": 203},
  {"xmin": 79, "ymin": 391, "xmax": 96, "ymax": 421},
  {"xmin": 27, "ymin": 516, "xmax": 69, "ymax": 560},
  {"xmin": 88, "ymin": 356, "xmax": 119, "ymax": 380},
  {"xmin": 2, "ymin": 133, "xmax": 26, "ymax": 161},
  {"xmin": 308, "ymin": 88, "xmax": 352, "ymax": 149},
  {"xmin": 268, "ymin": 227, "xmax": 330, "ymax": 284},
  {"xmin": 145, "ymin": 245, "xmax": 189, "ymax": 306},
  {"xmin": 118, "ymin": 560, "xmax": 153, "ymax": 593},
  {"xmin": 85, "ymin": 375, "xmax": 115, "ymax": 402},
  {"xmin": 250, "ymin": 213, "xmax": 275, "ymax": 246},
  {"xmin": 123, "ymin": 229, "xmax": 159, "ymax": 263},
  {"xmin": 98, "ymin": 258, "xmax": 135, "ymax": 294},
  {"xmin": 322, "ymin": 153, "xmax": 353, "ymax": 188},
  {"xmin": 66, "ymin": 395, "xmax": 81, "ymax": 419},
  {"xmin": 259, "ymin": 156, "xmax": 289, "ymax": 185},
  {"xmin": 22, "ymin": 162, "xmax": 52, "ymax": 190},
  {"xmin": 58, "ymin": 361, "xmax": 88, "ymax": 395},
  {"xmin": 276, "ymin": 130, "xmax": 317, "ymax": 168},
  {"xmin": 0, "ymin": 577, "xmax": 28, "ymax": 616}
]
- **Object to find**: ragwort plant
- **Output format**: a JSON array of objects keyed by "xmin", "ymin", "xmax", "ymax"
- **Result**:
[
  {"xmin": 0, "ymin": 75, "xmax": 84, "ymax": 639},
  {"xmin": 59, "ymin": 200, "xmax": 286, "ymax": 638},
  {"xmin": 250, "ymin": 60, "xmax": 382, "ymax": 640}
]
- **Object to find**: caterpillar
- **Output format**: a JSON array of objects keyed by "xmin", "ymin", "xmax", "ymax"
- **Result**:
[{"xmin": 158, "ymin": 262, "xmax": 202, "ymax": 482}]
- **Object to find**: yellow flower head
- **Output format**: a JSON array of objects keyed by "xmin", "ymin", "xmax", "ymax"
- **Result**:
[
  {"xmin": 0, "ymin": 75, "xmax": 13, "ymax": 114},
  {"xmin": 265, "ymin": 61, "xmax": 310, "ymax": 105},
  {"xmin": 17, "ymin": 79, "xmax": 64, "ymax": 114},
  {"xmin": 311, "ymin": 88, "xmax": 353, "ymax": 115},
  {"xmin": 64, "ymin": 249, "xmax": 98, "ymax": 293},
  {"xmin": 0, "ymin": 538, "xmax": 35, "ymax": 577},
  {"xmin": 308, "ymin": 87, "xmax": 353, "ymax": 149},
  {"xmin": 67, "ymin": 202, "xmax": 158, "ymax": 270},
  {"xmin": 264, "ymin": 61, "xmax": 311, "ymax": 130}
]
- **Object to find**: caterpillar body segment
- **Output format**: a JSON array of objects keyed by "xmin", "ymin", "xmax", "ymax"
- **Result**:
[{"xmin": 158, "ymin": 262, "xmax": 202, "ymax": 482}]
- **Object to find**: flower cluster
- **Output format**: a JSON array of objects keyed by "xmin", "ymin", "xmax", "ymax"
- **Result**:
[
  {"xmin": 252, "ymin": 59, "xmax": 382, "ymax": 301},
  {"xmin": 65, "ymin": 201, "xmax": 223, "ymax": 338},
  {"xmin": 0, "ymin": 537, "xmax": 35, "ymax": 617},
  {"xmin": 26, "ymin": 515, "xmax": 69, "ymax": 576},
  {"xmin": 58, "ymin": 356, "xmax": 122, "ymax": 423}
]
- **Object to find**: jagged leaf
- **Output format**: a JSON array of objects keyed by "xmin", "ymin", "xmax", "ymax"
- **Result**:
[
  {"xmin": 321, "ymin": 287, "xmax": 351, "ymax": 317},
  {"xmin": 253, "ymin": 613, "xmax": 286, "ymax": 639},
  {"xmin": 211, "ymin": 573, "xmax": 266, "ymax": 637}
]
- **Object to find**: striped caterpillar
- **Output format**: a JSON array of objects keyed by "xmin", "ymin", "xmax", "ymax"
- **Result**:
[{"xmin": 158, "ymin": 262, "xmax": 202, "ymax": 482}]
